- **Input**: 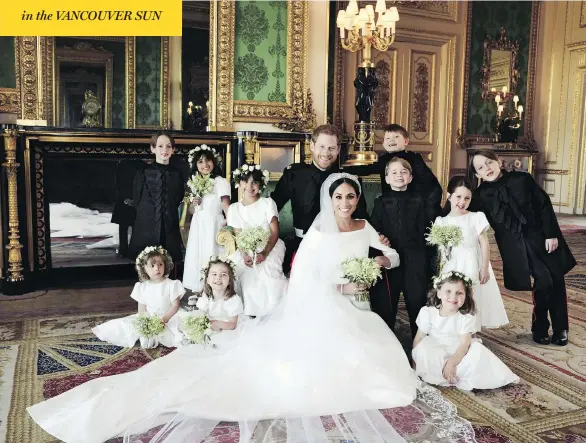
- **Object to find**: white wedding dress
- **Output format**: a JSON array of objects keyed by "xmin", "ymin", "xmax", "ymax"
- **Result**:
[{"xmin": 27, "ymin": 175, "xmax": 476, "ymax": 443}]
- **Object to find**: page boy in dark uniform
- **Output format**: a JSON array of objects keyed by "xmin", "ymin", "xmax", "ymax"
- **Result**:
[
  {"xmin": 344, "ymin": 124, "xmax": 442, "ymax": 221},
  {"xmin": 128, "ymin": 131, "xmax": 186, "ymax": 268},
  {"xmin": 470, "ymin": 149, "xmax": 575, "ymax": 346},
  {"xmin": 271, "ymin": 124, "xmax": 369, "ymax": 273},
  {"xmin": 369, "ymin": 157, "xmax": 431, "ymax": 335}
]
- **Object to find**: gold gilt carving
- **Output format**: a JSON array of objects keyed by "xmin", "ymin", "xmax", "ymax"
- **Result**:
[
  {"xmin": 232, "ymin": 0, "xmax": 308, "ymax": 123},
  {"xmin": 34, "ymin": 150, "xmax": 47, "ymax": 269},
  {"xmin": 19, "ymin": 37, "xmax": 41, "ymax": 120},
  {"xmin": 126, "ymin": 37, "xmax": 136, "ymax": 128},
  {"xmin": 240, "ymin": 133, "xmax": 260, "ymax": 164},
  {"xmin": 413, "ymin": 62, "xmax": 430, "ymax": 133},
  {"xmin": 0, "ymin": 90, "xmax": 19, "ymax": 114},
  {"xmin": 2, "ymin": 129, "xmax": 24, "ymax": 281},
  {"xmin": 480, "ymin": 28, "xmax": 520, "ymax": 102},
  {"xmin": 581, "ymin": 1, "xmax": 586, "ymax": 28},
  {"xmin": 273, "ymin": 89, "xmax": 317, "ymax": 132},
  {"xmin": 373, "ymin": 59, "xmax": 391, "ymax": 129},
  {"xmin": 214, "ymin": 0, "xmax": 235, "ymax": 129},
  {"xmin": 390, "ymin": 1, "xmax": 458, "ymax": 22},
  {"xmin": 161, "ymin": 37, "xmax": 170, "ymax": 129}
]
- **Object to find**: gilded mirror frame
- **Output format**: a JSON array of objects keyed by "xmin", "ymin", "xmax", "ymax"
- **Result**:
[
  {"xmin": 54, "ymin": 43, "xmax": 113, "ymax": 128},
  {"xmin": 459, "ymin": 2, "xmax": 540, "ymax": 148},
  {"xmin": 42, "ymin": 37, "xmax": 170, "ymax": 129},
  {"xmin": 480, "ymin": 27, "xmax": 520, "ymax": 102},
  {"xmin": 210, "ymin": 0, "xmax": 309, "ymax": 129}
]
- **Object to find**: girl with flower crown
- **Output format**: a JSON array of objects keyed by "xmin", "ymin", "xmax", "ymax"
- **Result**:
[
  {"xmin": 181, "ymin": 256, "xmax": 244, "ymax": 347},
  {"xmin": 412, "ymin": 271, "xmax": 519, "ymax": 391},
  {"xmin": 227, "ymin": 163, "xmax": 287, "ymax": 317},
  {"xmin": 92, "ymin": 246, "xmax": 186, "ymax": 349},
  {"xmin": 433, "ymin": 176, "xmax": 508, "ymax": 330},
  {"xmin": 182, "ymin": 145, "xmax": 232, "ymax": 292}
]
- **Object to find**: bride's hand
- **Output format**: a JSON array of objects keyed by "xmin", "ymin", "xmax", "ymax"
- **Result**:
[
  {"xmin": 255, "ymin": 252, "xmax": 266, "ymax": 265},
  {"xmin": 342, "ymin": 283, "xmax": 367, "ymax": 295},
  {"xmin": 243, "ymin": 253, "xmax": 254, "ymax": 268}
]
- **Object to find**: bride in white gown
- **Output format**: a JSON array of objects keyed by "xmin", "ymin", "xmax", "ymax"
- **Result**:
[{"xmin": 27, "ymin": 173, "xmax": 475, "ymax": 443}]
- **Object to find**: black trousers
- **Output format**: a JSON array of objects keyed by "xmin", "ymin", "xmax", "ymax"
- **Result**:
[
  {"xmin": 370, "ymin": 249, "xmax": 429, "ymax": 336},
  {"xmin": 118, "ymin": 224, "xmax": 131, "ymax": 257},
  {"xmin": 527, "ymin": 244, "xmax": 569, "ymax": 335}
]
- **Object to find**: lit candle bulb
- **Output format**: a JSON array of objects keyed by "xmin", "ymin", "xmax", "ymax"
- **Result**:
[
  {"xmin": 517, "ymin": 105, "xmax": 523, "ymax": 118},
  {"xmin": 491, "ymin": 87, "xmax": 496, "ymax": 92},
  {"xmin": 495, "ymin": 94, "xmax": 501, "ymax": 104},
  {"xmin": 513, "ymin": 95, "xmax": 519, "ymax": 105},
  {"xmin": 498, "ymin": 104, "xmax": 504, "ymax": 115},
  {"xmin": 502, "ymin": 86, "xmax": 508, "ymax": 94}
]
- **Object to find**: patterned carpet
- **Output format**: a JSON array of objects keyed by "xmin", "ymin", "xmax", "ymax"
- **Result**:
[{"xmin": 1, "ymin": 227, "xmax": 585, "ymax": 443}]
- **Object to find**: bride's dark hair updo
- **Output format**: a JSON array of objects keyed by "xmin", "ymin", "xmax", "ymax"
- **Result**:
[{"xmin": 328, "ymin": 177, "xmax": 360, "ymax": 197}]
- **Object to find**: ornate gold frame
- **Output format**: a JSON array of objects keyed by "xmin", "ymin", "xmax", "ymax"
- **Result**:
[
  {"xmin": 480, "ymin": 28, "xmax": 520, "ymax": 102},
  {"xmin": 54, "ymin": 44, "xmax": 114, "ymax": 128},
  {"xmin": 460, "ymin": 2, "xmax": 540, "ymax": 148},
  {"xmin": 210, "ymin": 0, "xmax": 309, "ymax": 128},
  {"xmin": 0, "ymin": 38, "xmax": 19, "ymax": 114},
  {"xmin": 41, "ymin": 37, "xmax": 170, "ymax": 129}
]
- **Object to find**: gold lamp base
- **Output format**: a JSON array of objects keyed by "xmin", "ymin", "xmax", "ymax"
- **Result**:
[{"xmin": 344, "ymin": 121, "xmax": 378, "ymax": 166}]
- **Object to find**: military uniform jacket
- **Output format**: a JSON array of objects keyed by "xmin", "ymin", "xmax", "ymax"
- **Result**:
[
  {"xmin": 370, "ymin": 190, "xmax": 429, "ymax": 253},
  {"xmin": 271, "ymin": 162, "xmax": 368, "ymax": 235},
  {"xmin": 472, "ymin": 170, "xmax": 576, "ymax": 291},
  {"xmin": 128, "ymin": 162, "xmax": 186, "ymax": 262}
]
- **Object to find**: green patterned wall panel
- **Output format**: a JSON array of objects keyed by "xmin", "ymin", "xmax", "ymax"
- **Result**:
[
  {"xmin": 55, "ymin": 38, "xmax": 126, "ymax": 128},
  {"xmin": 234, "ymin": 0, "xmax": 288, "ymax": 102},
  {"xmin": 136, "ymin": 37, "xmax": 162, "ymax": 126},
  {"xmin": 466, "ymin": 1, "xmax": 532, "ymax": 136},
  {"xmin": 0, "ymin": 37, "xmax": 16, "ymax": 88}
]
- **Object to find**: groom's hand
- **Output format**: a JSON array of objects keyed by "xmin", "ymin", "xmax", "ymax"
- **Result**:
[{"xmin": 378, "ymin": 234, "xmax": 390, "ymax": 247}]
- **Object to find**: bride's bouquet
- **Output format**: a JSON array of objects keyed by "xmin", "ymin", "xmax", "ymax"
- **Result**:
[
  {"xmin": 235, "ymin": 226, "xmax": 270, "ymax": 266},
  {"xmin": 132, "ymin": 313, "xmax": 165, "ymax": 338},
  {"xmin": 341, "ymin": 257, "xmax": 382, "ymax": 309},
  {"xmin": 425, "ymin": 223, "xmax": 463, "ymax": 272},
  {"xmin": 183, "ymin": 311, "xmax": 212, "ymax": 345}
]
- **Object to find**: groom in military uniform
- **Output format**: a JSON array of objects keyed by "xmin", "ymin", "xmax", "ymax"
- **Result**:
[{"xmin": 271, "ymin": 124, "xmax": 370, "ymax": 273}]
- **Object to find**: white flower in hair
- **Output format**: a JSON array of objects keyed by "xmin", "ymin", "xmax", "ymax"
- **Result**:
[
  {"xmin": 200, "ymin": 255, "xmax": 237, "ymax": 281},
  {"xmin": 432, "ymin": 270, "xmax": 473, "ymax": 289},
  {"xmin": 262, "ymin": 170, "xmax": 269, "ymax": 177},
  {"xmin": 255, "ymin": 165, "xmax": 261, "ymax": 170},
  {"xmin": 135, "ymin": 245, "xmax": 167, "ymax": 265}
]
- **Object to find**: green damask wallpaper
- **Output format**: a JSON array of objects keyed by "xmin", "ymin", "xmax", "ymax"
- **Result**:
[
  {"xmin": 55, "ymin": 38, "xmax": 126, "ymax": 128},
  {"xmin": 466, "ymin": 1, "xmax": 532, "ymax": 136},
  {"xmin": 234, "ymin": 0, "xmax": 288, "ymax": 102},
  {"xmin": 136, "ymin": 37, "xmax": 162, "ymax": 126},
  {"xmin": 0, "ymin": 37, "xmax": 16, "ymax": 88}
]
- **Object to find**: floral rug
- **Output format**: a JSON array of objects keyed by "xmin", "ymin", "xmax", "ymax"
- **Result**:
[{"xmin": 1, "ymin": 227, "xmax": 586, "ymax": 442}]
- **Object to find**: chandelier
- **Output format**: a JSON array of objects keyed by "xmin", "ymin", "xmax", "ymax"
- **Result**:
[{"xmin": 337, "ymin": 0, "xmax": 400, "ymax": 68}]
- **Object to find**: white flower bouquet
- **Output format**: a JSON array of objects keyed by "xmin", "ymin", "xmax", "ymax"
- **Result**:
[
  {"xmin": 235, "ymin": 226, "xmax": 270, "ymax": 265},
  {"xmin": 132, "ymin": 313, "xmax": 165, "ymax": 338},
  {"xmin": 187, "ymin": 174, "xmax": 215, "ymax": 200},
  {"xmin": 425, "ymin": 223, "xmax": 463, "ymax": 272},
  {"xmin": 183, "ymin": 312, "xmax": 211, "ymax": 345},
  {"xmin": 341, "ymin": 257, "xmax": 382, "ymax": 307}
]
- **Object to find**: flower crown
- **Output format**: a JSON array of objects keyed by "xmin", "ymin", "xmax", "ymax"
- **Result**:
[
  {"xmin": 188, "ymin": 144, "xmax": 222, "ymax": 168},
  {"xmin": 432, "ymin": 270, "xmax": 473, "ymax": 289},
  {"xmin": 232, "ymin": 163, "xmax": 270, "ymax": 189},
  {"xmin": 200, "ymin": 255, "xmax": 237, "ymax": 281},
  {"xmin": 136, "ymin": 245, "xmax": 168, "ymax": 266}
]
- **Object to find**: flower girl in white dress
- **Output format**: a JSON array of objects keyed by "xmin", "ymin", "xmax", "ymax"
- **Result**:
[
  {"xmin": 92, "ymin": 246, "xmax": 186, "ymax": 348},
  {"xmin": 227, "ymin": 163, "xmax": 287, "ymax": 317},
  {"xmin": 182, "ymin": 256, "xmax": 245, "ymax": 347},
  {"xmin": 182, "ymin": 145, "xmax": 231, "ymax": 291},
  {"xmin": 432, "ymin": 176, "xmax": 508, "ymax": 329},
  {"xmin": 413, "ymin": 271, "xmax": 519, "ymax": 391}
]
